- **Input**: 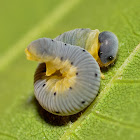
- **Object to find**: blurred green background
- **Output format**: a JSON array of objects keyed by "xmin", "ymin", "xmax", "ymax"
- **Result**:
[{"xmin": 0, "ymin": 0, "xmax": 140, "ymax": 139}]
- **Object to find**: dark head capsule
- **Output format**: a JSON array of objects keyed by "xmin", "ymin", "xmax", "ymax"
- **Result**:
[{"xmin": 98, "ymin": 31, "xmax": 118, "ymax": 65}]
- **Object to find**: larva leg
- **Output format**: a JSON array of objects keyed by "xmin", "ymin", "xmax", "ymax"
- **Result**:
[
  {"xmin": 25, "ymin": 38, "xmax": 101, "ymax": 116},
  {"xmin": 101, "ymin": 72, "xmax": 105, "ymax": 79}
]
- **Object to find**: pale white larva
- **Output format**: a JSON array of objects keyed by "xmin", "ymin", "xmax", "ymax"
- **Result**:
[
  {"xmin": 55, "ymin": 28, "xmax": 118, "ymax": 67},
  {"xmin": 25, "ymin": 38, "xmax": 100, "ymax": 116},
  {"xmin": 55, "ymin": 28, "xmax": 92, "ymax": 49}
]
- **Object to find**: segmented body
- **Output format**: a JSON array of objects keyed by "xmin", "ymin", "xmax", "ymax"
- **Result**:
[
  {"xmin": 26, "ymin": 38, "xmax": 100, "ymax": 116},
  {"xmin": 55, "ymin": 28, "xmax": 91, "ymax": 49},
  {"xmin": 55, "ymin": 28, "xmax": 100, "ymax": 61}
]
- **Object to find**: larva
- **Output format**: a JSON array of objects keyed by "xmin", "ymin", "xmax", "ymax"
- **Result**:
[
  {"xmin": 25, "ymin": 38, "xmax": 100, "ymax": 116},
  {"xmin": 55, "ymin": 28, "xmax": 118, "ymax": 67}
]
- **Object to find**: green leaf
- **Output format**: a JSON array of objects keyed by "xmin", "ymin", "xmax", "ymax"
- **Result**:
[{"xmin": 0, "ymin": 0, "xmax": 140, "ymax": 140}]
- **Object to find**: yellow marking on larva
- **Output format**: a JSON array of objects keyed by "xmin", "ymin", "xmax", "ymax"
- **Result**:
[
  {"xmin": 45, "ymin": 57, "xmax": 77, "ymax": 93},
  {"xmin": 25, "ymin": 48, "xmax": 53, "ymax": 62},
  {"xmin": 85, "ymin": 29, "xmax": 100, "ymax": 61},
  {"xmin": 25, "ymin": 48, "xmax": 37, "ymax": 61},
  {"xmin": 97, "ymin": 56, "xmax": 115, "ymax": 67},
  {"xmin": 25, "ymin": 48, "xmax": 77, "ymax": 93}
]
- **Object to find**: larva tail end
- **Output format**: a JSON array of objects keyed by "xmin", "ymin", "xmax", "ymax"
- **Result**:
[{"xmin": 25, "ymin": 48, "xmax": 33, "ymax": 61}]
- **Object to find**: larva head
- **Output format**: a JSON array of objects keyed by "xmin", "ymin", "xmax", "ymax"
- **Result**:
[{"xmin": 98, "ymin": 31, "xmax": 118, "ymax": 67}]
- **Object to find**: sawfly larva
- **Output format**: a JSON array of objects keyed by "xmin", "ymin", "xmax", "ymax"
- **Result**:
[{"xmin": 25, "ymin": 38, "xmax": 100, "ymax": 116}]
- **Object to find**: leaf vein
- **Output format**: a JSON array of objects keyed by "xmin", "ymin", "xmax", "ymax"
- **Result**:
[{"xmin": 93, "ymin": 112, "xmax": 140, "ymax": 130}]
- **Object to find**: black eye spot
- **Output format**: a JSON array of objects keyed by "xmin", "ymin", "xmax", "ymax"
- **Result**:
[
  {"xmin": 52, "ymin": 39, "xmax": 54, "ymax": 42},
  {"xmin": 43, "ymin": 84, "xmax": 46, "ymax": 87},
  {"xmin": 65, "ymin": 43, "xmax": 67, "ymax": 45},
  {"xmin": 98, "ymin": 49, "xmax": 103, "ymax": 57},
  {"xmin": 95, "ymin": 73, "xmax": 98, "ymax": 77},
  {"xmin": 76, "ymin": 72, "xmax": 78, "ymax": 75},
  {"xmin": 83, "ymin": 49, "xmax": 85, "ymax": 52},
  {"xmin": 107, "ymin": 56, "xmax": 114, "ymax": 61},
  {"xmin": 69, "ymin": 87, "xmax": 72, "ymax": 90},
  {"xmin": 54, "ymin": 92, "xmax": 56, "ymax": 96},
  {"xmin": 81, "ymin": 101, "xmax": 85, "ymax": 104},
  {"xmin": 71, "ymin": 62, "xmax": 73, "ymax": 65}
]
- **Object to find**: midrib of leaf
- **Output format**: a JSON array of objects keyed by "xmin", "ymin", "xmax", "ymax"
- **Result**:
[
  {"xmin": 0, "ymin": 0, "xmax": 80, "ymax": 72},
  {"xmin": 60, "ymin": 44, "xmax": 140, "ymax": 140}
]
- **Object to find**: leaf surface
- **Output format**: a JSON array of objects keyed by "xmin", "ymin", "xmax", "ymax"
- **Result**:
[{"xmin": 0, "ymin": 0, "xmax": 140, "ymax": 140}]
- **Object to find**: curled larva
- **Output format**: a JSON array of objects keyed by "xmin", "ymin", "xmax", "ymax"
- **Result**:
[
  {"xmin": 25, "ymin": 38, "xmax": 100, "ymax": 116},
  {"xmin": 55, "ymin": 28, "xmax": 118, "ymax": 67}
]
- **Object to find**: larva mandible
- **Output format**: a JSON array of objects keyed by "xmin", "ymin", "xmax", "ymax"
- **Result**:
[
  {"xmin": 55, "ymin": 28, "xmax": 118, "ymax": 67},
  {"xmin": 25, "ymin": 38, "xmax": 100, "ymax": 116}
]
